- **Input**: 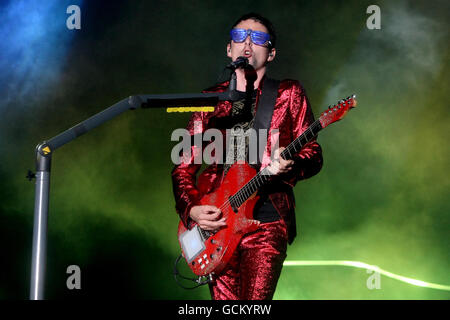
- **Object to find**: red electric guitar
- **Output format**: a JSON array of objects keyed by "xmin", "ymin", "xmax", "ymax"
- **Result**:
[{"xmin": 177, "ymin": 95, "xmax": 357, "ymax": 276}]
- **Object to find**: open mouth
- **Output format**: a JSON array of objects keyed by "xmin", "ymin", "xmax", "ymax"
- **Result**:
[{"xmin": 243, "ymin": 50, "xmax": 252, "ymax": 57}]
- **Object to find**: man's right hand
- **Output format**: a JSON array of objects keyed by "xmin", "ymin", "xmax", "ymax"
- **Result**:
[{"xmin": 189, "ymin": 205, "xmax": 227, "ymax": 231}]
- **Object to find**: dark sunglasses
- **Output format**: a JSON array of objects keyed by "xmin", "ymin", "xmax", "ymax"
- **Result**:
[{"xmin": 230, "ymin": 28, "xmax": 271, "ymax": 47}]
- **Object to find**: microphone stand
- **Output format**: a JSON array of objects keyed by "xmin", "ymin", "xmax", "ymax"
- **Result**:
[{"xmin": 29, "ymin": 90, "xmax": 240, "ymax": 300}]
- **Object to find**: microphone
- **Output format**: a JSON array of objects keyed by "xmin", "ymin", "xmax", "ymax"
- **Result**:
[{"xmin": 226, "ymin": 56, "xmax": 249, "ymax": 70}]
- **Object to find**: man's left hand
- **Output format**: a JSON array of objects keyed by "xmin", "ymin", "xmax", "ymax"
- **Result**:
[{"xmin": 267, "ymin": 147, "xmax": 294, "ymax": 175}]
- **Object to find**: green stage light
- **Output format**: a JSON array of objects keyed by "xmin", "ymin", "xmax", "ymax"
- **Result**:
[{"xmin": 283, "ymin": 260, "xmax": 450, "ymax": 291}]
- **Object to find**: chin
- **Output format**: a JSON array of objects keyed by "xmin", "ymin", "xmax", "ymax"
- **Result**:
[{"xmin": 248, "ymin": 58, "xmax": 258, "ymax": 68}]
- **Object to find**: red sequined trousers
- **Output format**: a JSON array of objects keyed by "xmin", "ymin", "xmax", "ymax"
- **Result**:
[{"xmin": 209, "ymin": 220, "xmax": 288, "ymax": 300}]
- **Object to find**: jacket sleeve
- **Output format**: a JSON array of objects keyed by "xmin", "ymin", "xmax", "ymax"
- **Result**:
[
  {"xmin": 279, "ymin": 81, "xmax": 323, "ymax": 187},
  {"xmin": 171, "ymin": 111, "xmax": 207, "ymax": 228}
]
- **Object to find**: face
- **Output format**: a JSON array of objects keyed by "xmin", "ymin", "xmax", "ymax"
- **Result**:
[{"xmin": 227, "ymin": 19, "xmax": 276, "ymax": 70}]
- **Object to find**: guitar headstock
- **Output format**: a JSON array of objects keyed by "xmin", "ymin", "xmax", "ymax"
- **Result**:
[{"xmin": 319, "ymin": 95, "xmax": 357, "ymax": 129}]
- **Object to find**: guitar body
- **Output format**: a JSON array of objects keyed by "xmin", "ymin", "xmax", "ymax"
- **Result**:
[{"xmin": 177, "ymin": 162, "xmax": 261, "ymax": 276}]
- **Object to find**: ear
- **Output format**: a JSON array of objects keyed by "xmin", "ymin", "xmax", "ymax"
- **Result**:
[
  {"xmin": 267, "ymin": 48, "xmax": 276, "ymax": 62},
  {"xmin": 226, "ymin": 42, "xmax": 232, "ymax": 58}
]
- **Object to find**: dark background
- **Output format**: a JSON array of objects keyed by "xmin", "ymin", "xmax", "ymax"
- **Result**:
[{"xmin": 0, "ymin": 0, "xmax": 448, "ymax": 299}]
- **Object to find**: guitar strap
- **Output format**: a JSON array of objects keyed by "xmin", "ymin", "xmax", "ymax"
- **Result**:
[{"xmin": 252, "ymin": 77, "xmax": 280, "ymax": 167}]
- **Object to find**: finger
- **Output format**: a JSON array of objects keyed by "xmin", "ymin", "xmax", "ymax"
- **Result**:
[
  {"xmin": 202, "ymin": 205, "xmax": 221, "ymax": 214},
  {"xmin": 278, "ymin": 147, "xmax": 286, "ymax": 159},
  {"xmin": 199, "ymin": 223, "xmax": 216, "ymax": 231},
  {"xmin": 273, "ymin": 148, "xmax": 281, "ymax": 161},
  {"xmin": 200, "ymin": 219, "xmax": 227, "ymax": 230},
  {"xmin": 282, "ymin": 162, "xmax": 294, "ymax": 171},
  {"xmin": 201, "ymin": 211, "xmax": 222, "ymax": 221},
  {"xmin": 280, "ymin": 167, "xmax": 291, "ymax": 174},
  {"xmin": 279, "ymin": 158, "xmax": 293, "ymax": 165},
  {"xmin": 267, "ymin": 161, "xmax": 280, "ymax": 175},
  {"xmin": 279, "ymin": 159, "xmax": 294, "ymax": 171}
]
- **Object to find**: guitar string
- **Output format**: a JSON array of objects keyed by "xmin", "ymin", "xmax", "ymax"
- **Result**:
[
  {"xmin": 284, "ymin": 120, "xmax": 321, "ymax": 154},
  {"xmin": 216, "ymin": 120, "xmax": 323, "ymax": 213}
]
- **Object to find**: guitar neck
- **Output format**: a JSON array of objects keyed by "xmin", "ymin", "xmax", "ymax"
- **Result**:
[
  {"xmin": 280, "ymin": 119, "xmax": 323, "ymax": 160},
  {"xmin": 229, "ymin": 119, "xmax": 323, "ymax": 209}
]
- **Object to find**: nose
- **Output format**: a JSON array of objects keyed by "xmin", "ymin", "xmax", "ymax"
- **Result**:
[{"xmin": 244, "ymin": 35, "xmax": 252, "ymax": 47}]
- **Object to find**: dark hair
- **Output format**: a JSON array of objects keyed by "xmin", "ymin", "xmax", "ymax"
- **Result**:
[{"xmin": 230, "ymin": 12, "xmax": 277, "ymax": 49}]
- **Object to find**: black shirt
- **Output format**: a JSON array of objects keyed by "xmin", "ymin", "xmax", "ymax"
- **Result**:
[{"xmin": 223, "ymin": 90, "xmax": 280, "ymax": 223}]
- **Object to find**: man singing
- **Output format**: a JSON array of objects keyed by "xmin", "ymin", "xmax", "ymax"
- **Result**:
[{"xmin": 172, "ymin": 13, "xmax": 323, "ymax": 300}]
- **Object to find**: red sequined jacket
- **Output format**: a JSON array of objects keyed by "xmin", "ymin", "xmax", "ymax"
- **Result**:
[{"xmin": 171, "ymin": 77, "xmax": 323, "ymax": 244}]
